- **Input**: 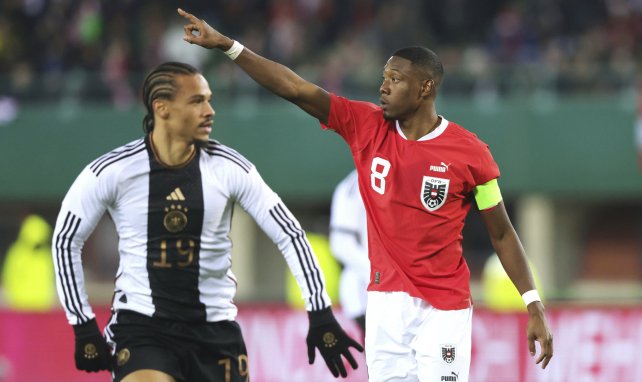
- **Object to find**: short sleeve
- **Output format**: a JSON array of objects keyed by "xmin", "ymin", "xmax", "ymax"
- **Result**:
[
  {"xmin": 320, "ymin": 93, "xmax": 382, "ymax": 152},
  {"xmin": 472, "ymin": 141, "xmax": 500, "ymax": 187}
]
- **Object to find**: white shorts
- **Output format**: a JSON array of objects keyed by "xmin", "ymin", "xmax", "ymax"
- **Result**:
[{"xmin": 365, "ymin": 291, "xmax": 472, "ymax": 382}]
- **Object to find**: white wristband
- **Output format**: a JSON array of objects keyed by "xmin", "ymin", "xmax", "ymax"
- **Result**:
[
  {"xmin": 224, "ymin": 40, "xmax": 244, "ymax": 60},
  {"xmin": 522, "ymin": 289, "xmax": 541, "ymax": 306}
]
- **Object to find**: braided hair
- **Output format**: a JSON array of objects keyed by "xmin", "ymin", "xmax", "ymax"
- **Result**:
[{"xmin": 141, "ymin": 62, "xmax": 200, "ymax": 133}]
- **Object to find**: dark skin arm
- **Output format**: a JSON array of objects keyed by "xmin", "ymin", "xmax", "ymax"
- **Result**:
[
  {"xmin": 480, "ymin": 201, "xmax": 554, "ymax": 369},
  {"xmin": 177, "ymin": 8, "xmax": 331, "ymax": 125}
]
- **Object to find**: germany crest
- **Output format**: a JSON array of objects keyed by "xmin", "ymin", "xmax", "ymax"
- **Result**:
[
  {"xmin": 441, "ymin": 345, "xmax": 456, "ymax": 363},
  {"xmin": 421, "ymin": 176, "xmax": 449, "ymax": 211}
]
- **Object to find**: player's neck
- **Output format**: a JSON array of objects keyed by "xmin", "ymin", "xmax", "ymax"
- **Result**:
[
  {"xmin": 398, "ymin": 110, "xmax": 440, "ymax": 141},
  {"xmin": 149, "ymin": 130, "xmax": 196, "ymax": 167}
]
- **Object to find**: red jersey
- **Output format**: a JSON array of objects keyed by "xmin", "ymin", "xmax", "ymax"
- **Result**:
[{"xmin": 322, "ymin": 94, "xmax": 500, "ymax": 310}]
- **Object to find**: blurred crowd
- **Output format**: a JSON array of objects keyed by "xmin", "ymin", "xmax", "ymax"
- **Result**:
[{"xmin": 1, "ymin": 0, "xmax": 641, "ymax": 106}]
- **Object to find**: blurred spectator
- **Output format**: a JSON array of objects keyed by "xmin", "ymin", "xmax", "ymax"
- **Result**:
[
  {"xmin": 1, "ymin": 214, "xmax": 55, "ymax": 311},
  {"xmin": 102, "ymin": 37, "xmax": 135, "ymax": 109},
  {"xmin": 481, "ymin": 253, "xmax": 543, "ymax": 312},
  {"xmin": 160, "ymin": 20, "xmax": 211, "ymax": 68},
  {"xmin": 329, "ymin": 170, "xmax": 369, "ymax": 333},
  {"xmin": 0, "ymin": 96, "xmax": 18, "ymax": 125},
  {"xmin": 1, "ymin": 0, "xmax": 641, "ymax": 102},
  {"xmin": 636, "ymin": 76, "xmax": 642, "ymax": 170}
]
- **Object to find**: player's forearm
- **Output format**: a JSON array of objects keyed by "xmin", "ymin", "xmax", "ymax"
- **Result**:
[
  {"xmin": 52, "ymin": 176, "xmax": 105, "ymax": 325},
  {"xmin": 253, "ymin": 198, "xmax": 332, "ymax": 311},
  {"xmin": 233, "ymin": 46, "xmax": 330, "ymax": 122},
  {"xmin": 52, "ymin": 222, "xmax": 95, "ymax": 325},
  {"xmin": 482, "ymin": 203, "xmax": 539, "ymax": 296},
  {"xmin": 234, "ymin": 47, "xmax": 304, "ymax": 101},
  {"xmin": 491, "ymin": 230, "xmax": 538, "ymax": 295}
]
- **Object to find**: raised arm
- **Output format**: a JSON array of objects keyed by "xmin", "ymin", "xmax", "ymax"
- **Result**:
[
  {"xmin": 480, "ymin": 202, "xmax": 554, "ymax": 369},
  {"xmin": 177, "ymin": 8, "xmax": 331, "ymax": 124}
]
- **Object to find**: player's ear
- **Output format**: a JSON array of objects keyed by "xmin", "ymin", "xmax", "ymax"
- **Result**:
[
  {"xmin": 153, "ymin": 99, "xmax": 169, "ymax": 119},
  {"xmin": 420, "ymin": 79, "xmax": 434, "ymax": 98}
]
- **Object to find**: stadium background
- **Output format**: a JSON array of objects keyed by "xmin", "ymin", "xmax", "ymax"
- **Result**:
[{"xmin": 0, "ymin": 0, "xmax": 641, "ymax": 381}]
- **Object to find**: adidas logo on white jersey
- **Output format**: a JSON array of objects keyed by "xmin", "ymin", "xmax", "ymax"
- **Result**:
[{"xmin": 166, "ymin": 187, "xmax": 186, "ymax": 201}]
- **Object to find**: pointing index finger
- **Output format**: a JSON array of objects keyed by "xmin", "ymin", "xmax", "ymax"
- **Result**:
[{"xmin": 177, "ymin": 8, "xmax": 198, "ymax": 22}]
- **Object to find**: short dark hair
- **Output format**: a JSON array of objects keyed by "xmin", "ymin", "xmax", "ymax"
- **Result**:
[
  {"xmin": 141, "ymin": 62, "xmax": 200, "ymax": 133},
  {"xmin": 392, "ymin": 47, "xmax": 443, "ymax": 88}
]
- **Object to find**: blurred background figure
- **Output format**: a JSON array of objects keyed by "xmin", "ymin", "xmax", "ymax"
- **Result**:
[
  {"xmin": 329, "ymin": 170, "xmax": 369, "ymax": 334},
  {"xmin": 634, "ymin": 75, "xmax": 642, "ymax": 171},
  {"xmin": 481, "ymin": 253, "xmax": 543, "ymax": 312},
  {"xmin": 1, "ymin": 214, "xmax": 55, "ymax": 311}
]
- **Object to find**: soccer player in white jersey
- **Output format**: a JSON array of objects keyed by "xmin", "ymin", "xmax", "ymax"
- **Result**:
[
  {"xmin": 52, "ymin": 62, "xmax": 362, "ymax": 382},
  {"xmin": 177, "ymin": 8, "xmax": 554, "ymax": 382},
  {"xmin": 329, "ymin": 170, "xmax": 369, "ymax": 335}
]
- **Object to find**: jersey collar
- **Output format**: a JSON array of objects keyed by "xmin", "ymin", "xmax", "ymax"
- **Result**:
[{"xmin": 395, "ymin": 116, "xmax": 449, "ymax": 141}]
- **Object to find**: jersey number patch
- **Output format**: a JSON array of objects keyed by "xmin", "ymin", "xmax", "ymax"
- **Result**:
[
  {"xmin": 370, "ymin": 157, "xmax": 391, "ymax": 195},
  {"xmin": 421, "ymin": 176, "xmax": 449, "ymax": 211}
]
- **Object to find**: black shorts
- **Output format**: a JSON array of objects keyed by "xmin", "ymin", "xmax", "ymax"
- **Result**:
[{"xmin": 108, "ymin": 310, "xmax": 249, "ymax": 382}]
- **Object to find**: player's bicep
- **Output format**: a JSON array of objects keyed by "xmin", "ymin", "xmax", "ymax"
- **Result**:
[
  {"xmin": 232, "ymin": 167, "xmax": 280, "ymax": 225},
  {"xmin": 293, "ymin": 83, "xmax": 331, "ymax": 124},
  {"xmin": 58, "ymin": 168, "xmax": 110, "ymax": 236},
  {"xmin": 476, "ymin": 180, "xmax": 511, "ymax": 242},
  {"xmin": 474, "ymin": 178, "xmax": 502, "ymax": 211}
]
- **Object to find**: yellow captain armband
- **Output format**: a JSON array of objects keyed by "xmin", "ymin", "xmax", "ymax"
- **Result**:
[{"xmin": 474, "ymin": 178, "xmax": 503, "ymax": 210}]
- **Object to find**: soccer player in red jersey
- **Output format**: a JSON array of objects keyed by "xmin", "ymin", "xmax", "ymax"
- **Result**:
[{"xmin": 178, "ymin": 8, "xmax": 553, "ymax": 381}]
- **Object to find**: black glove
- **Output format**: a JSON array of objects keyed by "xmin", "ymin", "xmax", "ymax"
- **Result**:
[
  {"xmin": 72, "ymin": 318, "xmax": 112, "ymax": 372},
  {"xmin": 306, "ymin": 307, "xmax": 364, "ymax": 378}
]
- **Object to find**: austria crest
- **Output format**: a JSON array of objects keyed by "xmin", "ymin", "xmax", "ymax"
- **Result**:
[
  {"xmin": 441, "ymin": 345, "xmax": 456, "ymax": 363},
  {"xmin": 421, "ymin": 176, "xmax": 449, "ymax": 211}
]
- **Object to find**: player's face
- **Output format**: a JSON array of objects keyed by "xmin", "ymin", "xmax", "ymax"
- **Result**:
[
  {"xmin": 166, "ymin": 74, "xmax": 215, "ymax": 144},
  {"xmin": 379, "ymin": 56, "xmax": 424, "ymax": 120}
]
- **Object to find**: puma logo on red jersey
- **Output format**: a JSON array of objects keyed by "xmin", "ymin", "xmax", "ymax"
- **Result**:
[{"xmin": 430, "ymin": 162, "xmax": 451, "ymax": 173}]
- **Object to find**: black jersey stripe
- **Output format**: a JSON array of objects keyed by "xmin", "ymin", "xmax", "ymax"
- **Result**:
[
  {"xmin": 146, "ymin": 146, "xmax": 207, "ymax": 321},
  {"xmin": 91, "ymin": 141, "xmax": 146, "ymax": 176},
  {"xmin": 54, "ymin": 213, "xmax": 79, "ymax": 321},
  {"xmin": 269, "ymin": 206, "xmax": 318, "ymax": 309},
  {"xmin": 54, "ymin": 212, "xmax": 90, "ymax": 323},
  {"xmin": 210, "ymin": 143, "xmax": 252, "ymax": 169},
  {"xmin": 270, "ymin": 203, "xmax": 327, "ymax": 310},
  {"xmin": 204, "ymin": 141, "xmax": 252, "ymax": 173},
  {"xmin": 93, "ymin": 146, "xmax": 146, "ymax": 177},
  {"xmin": 274, "ymin": 203, "xmax": 326, "ymax": 310},
  {"xmin": 90, "ymin": 139, "xmax": 144, "ymax": 173},
  {"xmin": 203, "ymin": 149, "xmax": 252, "ymax": 173},
  {"xmin": 63, "ymin": 214, "xmax": 90, "ymax": 322},
  {"xmin": 104, "ymin": 311, "xmax": 118, "ymax": 341}
]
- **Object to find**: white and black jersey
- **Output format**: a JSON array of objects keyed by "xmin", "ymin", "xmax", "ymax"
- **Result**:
[{"xmin": 53, "ymin": 136, "xmax": 330, "ymax": 325}]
